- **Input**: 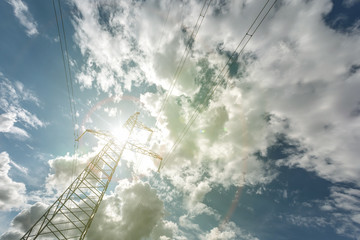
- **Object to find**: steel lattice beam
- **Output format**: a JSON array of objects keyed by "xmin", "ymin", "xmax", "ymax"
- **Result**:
[{"xmin": 21, "ymin": 112, "xmax": 161, "ymax": 240}]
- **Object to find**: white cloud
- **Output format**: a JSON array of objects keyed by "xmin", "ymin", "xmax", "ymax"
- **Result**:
[
  {"xmin": 13, "ymin": 81, "xmax": 40, "ymax": 106},
  {"xmin": 86, "ymin": 179, "xmax": 173, "ymax": 240},
  {"xmin": 242, "ymin": 0, "xmax": 360, "ymax": 184},
  {"xmin": 0, "ymin": 231, "xmax": 23, "ymax": 240},
  {"xmin": 0, "ymin": 75, "xmax": 45, "ymax": 139},
  {"xmin": 104, "ymin": 107, "xmax": 117, "ymax": 117},
  {"xmin": 45, "ymin": 150, "xmax": 99, "ymax": 194},
  {"xmin": 6, "ymin": 0, "xmax": 38, "ymax": 37},
  {"xmin": 150, "ymin": 220, "xmax": 180, "ymax": 240},
  {"xmin": 0, "ymin": 112, "xmax": 29, "ymax": 138},
  {"xmin": 1, "ymin": 149, "xmax": 175, "ymax": 239},
  {"xmin": 72, "ymin": 0, "xmax": 139, "ymax": 95},
  {"xmin": 142, "ymin": 86, "xmax": 278, "ymax": 205},
  {"xmin": 284, "ymin": 214, "xmax": 328, "ymax": 229},
  {"xmin": 0, "ymin": 152, "xmax": 26, "ymax": 211},
  {"xmin": 325, "ymin": 187, "xmax": 360, "ymax": 237},
  {"xmin": 69, "ymin": 0, "xmax": 360, "ymax": 189},
  {"xmin": 0, "ymin": 202, "xmax": 48, "ymax": 240},
  {"xmin": 137, "ymin": 0, "xmax": 360, "ymax": 190},
  {"xmin": 179, "ymin": 215, "xmax": 201, "ymax": 233},
  {"xmin": 139, "ymin": 4, "xmax": 360, "ymax": 238},
  {"xmin": 343, "ymin": 0, "xmax": 360, "ymax": 7},
  {"xmin": 71, "ymin": 0, "xmax": 202, "ymax": 98},
  {"xmin": 9, "ymin": 159, "xmax": 28, "ymax": 175},
  {"xmin": 166, "ymin": 167, "xmax": 218, "ymax": 216},
  {"xmin": 189, "ymin": 181, "xmax": 211, "ymax": 207},
  {"xmin": 291, "ymin": 186, "xmax": 360, "ymax": 238},
  {"xmin": 202, "ymin": 221, "xmax": 259, "ymax": 240}
]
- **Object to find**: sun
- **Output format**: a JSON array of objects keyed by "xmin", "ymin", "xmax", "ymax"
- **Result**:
[{"xmin": 112, "ymin": 126, "xmax": 130, "ymax": 144}]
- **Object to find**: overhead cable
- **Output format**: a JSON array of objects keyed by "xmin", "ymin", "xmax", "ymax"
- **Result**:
[
  {"xmin": 52, "ymin": 0, "xmax": 79, "ymax": 179},
  {"xmin": 160, "ymin": 0, "xmax": 278, "ymax": 169},
  {"xmin": 155, "ymin": 0, "xmax": 213, "ymax": 127}
]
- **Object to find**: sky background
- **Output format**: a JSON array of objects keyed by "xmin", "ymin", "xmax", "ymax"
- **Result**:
[{"xmin": 1, "ymin": 0, "xmax": 360, "ymax": 239}]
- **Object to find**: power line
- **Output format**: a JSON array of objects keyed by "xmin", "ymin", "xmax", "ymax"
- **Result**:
[
  {"xmin": 52, "ymin": 0, "xmax": 79, "ymax": 179},
  {"xmin": 52, "ymin": 0, "xmax": 74, "ymax": 125},
  {"xmin": 160, "ymin": 0, "xmax": 278, "ymax": 170},
  {"xmin": 57, "ymin": 0, "xmax": 79, "ymax": 180},
  {"xmin": 161, "ymin": 0, "xmax": 276, "ymax": 169},
  {"xmin": 155, "ymin": 0, "xmax": 174, "ymax": 54},
  {"xmin": 57, "ymin": 0, "xmax": 78, "ymax": 136},
  {"xmin": 154, "ymin": 0, "xmax": 213, "ymax": 128}
]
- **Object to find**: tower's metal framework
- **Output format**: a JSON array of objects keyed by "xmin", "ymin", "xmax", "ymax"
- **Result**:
[{"xmin": 21, "ymin": 112, "xmax": 162, "ymax": 240}]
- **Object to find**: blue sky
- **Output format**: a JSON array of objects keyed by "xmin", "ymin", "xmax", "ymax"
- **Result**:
[{"xmin": 1, "ymin": 0, "xmax": 360, "ymax": 239}]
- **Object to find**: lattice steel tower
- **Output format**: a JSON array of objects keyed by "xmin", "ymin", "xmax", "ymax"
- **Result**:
[{"xmin": 21, "ymin": 112, "xmax": 162, "ymax": 240}]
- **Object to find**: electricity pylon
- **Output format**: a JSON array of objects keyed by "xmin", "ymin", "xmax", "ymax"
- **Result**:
[{"xmin": 21, "ymin": 112, "xmax": 162, "ymax": 240}]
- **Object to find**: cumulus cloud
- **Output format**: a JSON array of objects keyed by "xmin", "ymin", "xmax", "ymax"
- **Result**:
[
  {"xmin": 0, "ymin": 152, "xmax": 26, "ymax": 211},
  {"xmin": 6, "ymin": 0, "xmax": 39, "ymax": 37},
  {"xmin": 141, "ymin": 0, "xmax": 360, "ymax": 192},
  {"xmin": 72, "ymin": 0, "xmax": 142, "ymax": 95},
  {"xmin": 142, "ymin": 85, "xmax": 278, "ymax": 211},
  {"xmin": 243, "ymin": 0, "xmax": 360, "ymax": 184},
  {"xmin": 167, "ymin": 167, "xmax": 218, "ymax": 217},
  {"xmin": 45, "ymin": 147, "xmax": 102, "ymax": 194},
  {"xmin": 141, "ymin": 2, "xmax": 360, "ymax": 237},
  {"xmin": 69, "ymin": 0, "xmax": 360, "ymax": 186},
  {"xmin": 0, "ymin": 74, "xmax": 45, "ymax": 139},
  {"xmin": 150, "ymin": 220, "xmax": 180, "ymax": 240},
  {"xmin": 71, "ymin": 0, "xmax": 203, "ymax": 98},
  {"xmin": 44, "ymin": 132, "xmax": 158, "ymax": 196},
  {"xmin": 1, "ymin": 149, "xmax": 177, "ymax": 239},
  {"xmin": 86, "ymin": 179, "xmax": 174, "ymax": 240},
  {"xmin": 68, "ymin": 3, "xmax": 279, "ymax": 233},
  {"xmin": 0, "ymin": 202, "xmax": 48, "ymax": 240}
]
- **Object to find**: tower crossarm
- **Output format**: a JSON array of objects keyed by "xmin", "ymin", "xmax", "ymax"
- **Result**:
[
  {"xmin": 123, "ymin": 112, "xmax": 140, "ymax": 131},
  {"xmin": 126, "ymin": 142, "xmax": 163, "ymax": 172},
  {"xmin": 75, "ymin": 129, "xmax": 113, "ymax": 142},
  {"xmin": 126, "ymin": 142, "xmax": 162, "ymax": 161},
  {"xmin": 133, "ymin": 120, "xmax": 153, "ymax": 133},
  {"xmin": 123, "ymin": 112, "xmax": 153, "ymax": 133}
]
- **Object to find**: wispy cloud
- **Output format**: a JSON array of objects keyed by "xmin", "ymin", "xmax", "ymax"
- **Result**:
[
  {"xmin": 6, "ymin": 0, "xmax": 39, "ymax": 37},
  {"xmin": 0, "ymin": 152, "xmax": 27, "ymax": 211},
  {"xmin": 0, "ymin": 112, "xmax": 29, "ymax": 138},
  {"xmin": 9, "ymin": 160, "xmax": 28, "ymax": 175},
  {"xmin": 343, "ymin": 0, "xmax": 360, "ymax": 7},
  {"xmin": 202, "ymin": 221, "xmax": 259, "ymax": 240},
  {"xmin": 0, "ymin": 73, "xmax": 45, "ymax": 139}
]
